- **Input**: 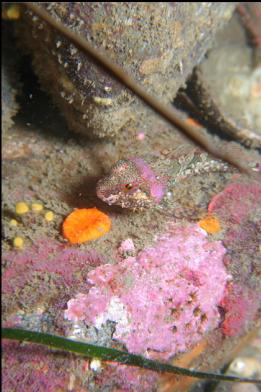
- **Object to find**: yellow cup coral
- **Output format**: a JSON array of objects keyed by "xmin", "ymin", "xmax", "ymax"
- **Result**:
[
  {"xmin": 63, "ymin": 208, "xmax": 111, "ymax": 244},
  {"xmin": 32, "ymin": 203, "xmax": 44, "ymax": 212},
  {"xmin": 45, "ymin": 211, "xmax": 54, "ymax": 221},
  {"xmin": 15, "ymin": 202, "xmax": 29, "ymax": 215},
  {"xmin": 13, "ymin": 236, "xmax": 24, "ymax": 248},
  {"xmin": 9, "ymin": 219, "xmax": 18, "ymax": 226}
]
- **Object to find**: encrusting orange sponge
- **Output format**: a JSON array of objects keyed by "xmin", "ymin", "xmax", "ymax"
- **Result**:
[
  {"xmin": 63, "ymin": 208, "xmax": 111, "ymax": 244},
  {"xmin": 198, "ymin": 215, "xmax": 221, "ymax": 234}
]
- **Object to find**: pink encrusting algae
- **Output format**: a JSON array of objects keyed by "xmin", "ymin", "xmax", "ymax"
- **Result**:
[
  {"xmin": 94, "ymin": 363, "xmax": 158, "ymax": 392},
  {"xmin": 208, "ymin": 182, "xmax": 261, "ymax": 336},
  {"xmin": 118, "ymin": 238, "xmax": 135, "ymax": 255},
  {"xmin": 2, "ymin": 340, "xmax": 84, "ymax": 392},
  {"xmin": 65, "ymin": 223, "xmax": 229, "ymax": 359},
  {"xmin": 208, "ymin": 182, "xmax": 261, "ymax": 224},
  {"xmin": 220, "ymin": 284, "xmax": 259, "ymax": 337},
  {"xmin": 2, "ymin": 238, "xmax": 104, "ymax": 296}
]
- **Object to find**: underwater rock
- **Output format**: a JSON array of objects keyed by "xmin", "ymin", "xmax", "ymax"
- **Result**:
[
  {"xmin": 17, "ymin": 2, "xmax": 235, "ymax": 138},
  {"xmin": 2, "ymin": 20, "xmax": 21, "ymax": 133},
  {"xmin": 180, "ymin": 12, "xmax": 261, "ymax": 149}
]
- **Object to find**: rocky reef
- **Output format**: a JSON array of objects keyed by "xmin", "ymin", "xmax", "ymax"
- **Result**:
[
  {"xmin": 2, "ymin": 3, "xmax": 261, "ymax": 391},
  {"xmin": 16, "ymin": 2, "xmax": 235, "ymax": 138}
]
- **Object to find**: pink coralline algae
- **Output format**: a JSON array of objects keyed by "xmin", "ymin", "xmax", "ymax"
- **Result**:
[
  {"xmin": 208, "ymin": 182, "xmax": 261, "ymax": 255},
  {"xmin": 118, "ymin": 238, "xmax": 135, "ymax": 256},
  {"xmin": 65, "ymin": 223, "xmax": 229, "ymax": 359},
  {"xmin": 2, "ymin": 238, "xmax": 104, "ymax": 298},
  {"xmin": 208, "ymin": 182, "xmax": 261, "ymax": 224},
  {"xmin": 208, "ymin": 182, "xmax": 261, "ymax": 259},
  {"xmin": 2, "ymin": 341, "xmax": 80, "ymax": 392},
  {"xmin": 220, "ymin": 284, "xmax": 259, "ymax": 337},
  {"xmin": 208, "ymin": 182, "xmax": 261, "ymax": 336},
  {"xmin": 94, "ymin": 363, "xmax": 158, "ymax": 392}
]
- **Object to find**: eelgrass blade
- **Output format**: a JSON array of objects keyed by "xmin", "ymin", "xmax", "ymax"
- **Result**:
[{"xmin": 2, "ymin": 328, "xmax": 261, "ymax": 384}]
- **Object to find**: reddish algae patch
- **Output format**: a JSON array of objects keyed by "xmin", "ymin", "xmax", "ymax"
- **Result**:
[
  {"xmin": 208, "ymin": 182, "xmax": 261, "ymax": 224},
  {"xmin": 2, "ymin": 238, "xmax": 104, "ymax": 298},
  {"xmin": 2, "ymin": 341, "xmax": 82, "ymax": 392},
  {"xmin": 220, "ymin": 284, "xmax": 259, "ymax": 337},
  {"xmin": 208, "ymin": 182, "xmax": 261, "ymax": 336}
]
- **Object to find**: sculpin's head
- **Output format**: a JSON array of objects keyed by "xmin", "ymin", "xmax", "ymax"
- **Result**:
[{"xmin": 96, "ymin": 158, "xmax": 166, "ymax": 209}]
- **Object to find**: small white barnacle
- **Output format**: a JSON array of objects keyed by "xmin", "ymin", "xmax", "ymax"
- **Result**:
[
  {"xmin": 70, "ymin": 46, "xmax": 77, "ymax": 55},
  {"xmin": 93, "ymin": 97, "xmax": 113, "ymax": 106},
  {"xmin": 166, "ymin": 191, "xmax": 173, "ymax": 199},
  {"xmin": 77, "ymin": 62, "xmax": 82, "ymax": 72},
  {"xmin": 179, "ymin": 60, "xmax": 183, "ymax": 73},
  {"xmin": 56, "ymin": 40, "xmax": 62, "ymax": 48},
  {"xmin": 57, "ymin": 54, "xmax": 63, "ymax": 64},
  {"xmin": 90, "ymin": 358, "xmax": 102, "ymax": 372}
]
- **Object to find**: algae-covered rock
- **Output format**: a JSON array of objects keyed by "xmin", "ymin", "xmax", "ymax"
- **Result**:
[
  {"xmin": 180, "ymin": 10, "xmax": 261, "ymax": 149},
  {"xmin": 17, "ymin": 2, "xmax": 236, "ymax": 138},
  {"xmin": 2, "ymin": 20, "xmax": 21, "ymax": 133},
  {"xmin": 189, "ymin": 45, "xmax": 261, "ymax": 149}
]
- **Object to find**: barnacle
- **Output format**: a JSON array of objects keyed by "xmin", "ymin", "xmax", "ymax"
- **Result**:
[{"xmin": 62, "ymin": 208, "xmax": 111, "ymax": 244}]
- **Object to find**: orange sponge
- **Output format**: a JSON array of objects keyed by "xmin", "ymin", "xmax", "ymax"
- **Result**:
[
  {"xmin": 63, "ymin": 208, "xmax": 111, "ymax": 244},
  {"xmin": 198, "ymin": 215, "xmax": 221, "ymax": 234}
]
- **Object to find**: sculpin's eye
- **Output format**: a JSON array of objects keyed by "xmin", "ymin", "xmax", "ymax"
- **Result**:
[{"xmin": 124, "ymin": 183, "xmax": 133, "ymax": 191}]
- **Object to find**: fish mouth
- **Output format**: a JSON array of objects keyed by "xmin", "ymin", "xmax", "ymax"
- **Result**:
[{"xmin": 96, "ymin": 190, "xmax": 120, "ymax": 206}]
